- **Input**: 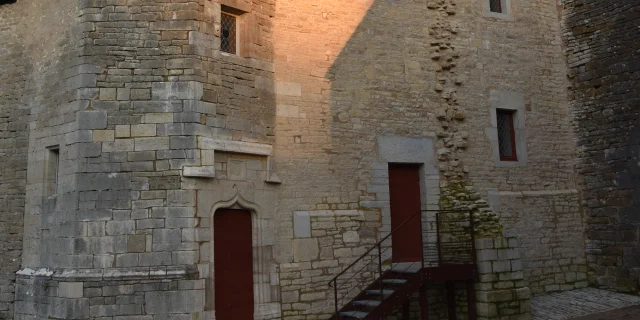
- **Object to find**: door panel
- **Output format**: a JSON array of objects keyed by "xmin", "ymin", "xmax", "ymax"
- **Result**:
[
  {"xmin": 214, "ymin": 209, "xmax": 253, "ymax": 320},
  {"xmin": 388, "ymin": 163, "xmax": 422, "ymax": 262}
]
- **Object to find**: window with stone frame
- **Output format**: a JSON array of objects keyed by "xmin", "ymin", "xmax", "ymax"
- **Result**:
[
  {"xmin": 221, "ymin": 11, "xmax": 238, "ymax": 54},
  {"xmin": 483, "ymin": 0, "xmax": 512, "ymax": 19},
  {"xmin": 496, "ymin": 109, "xmax": 518, "ymax": 161},
  {"xmin": 489, "ymin": 0, "xmax": 502, "ymax": 13},
  {"xmin": 46, "ymin": 146, "xmax": 60, "ymax": 196}
]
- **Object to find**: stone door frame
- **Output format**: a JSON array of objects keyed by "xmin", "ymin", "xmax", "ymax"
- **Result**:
[{"xmin": 209, "ymin": 192, "xmax": 277, "ymax": 319}]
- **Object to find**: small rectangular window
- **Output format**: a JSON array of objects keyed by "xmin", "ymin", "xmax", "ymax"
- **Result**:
[
  {"xmin": 489, "ymin": 0, "xmax": 503, "ymax": 13},
  {"xmin": 46, "ymin": 146, "xmax": 60, "ymax": 196},
  {"xmin": 497, "ymin": 110, "xmax": 517, "ymax": 161},
  {"xmin": 221, "ymin": 12, "xmax": 238, "ymax": 55}
]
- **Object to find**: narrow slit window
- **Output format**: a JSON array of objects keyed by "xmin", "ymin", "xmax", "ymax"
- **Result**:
[
  {"xmin": 221, "ymin": 12, "xmax": 237, "ymax": 54},
  {"xmin": 489, "ymin": 0, "xmax": 503, "ymax": 13},
  {"xmin": 497, "ymin": 110, "xmax": 517, "ymax": 161},
  {"xmin": 46, "ymin": 146, "xmax": 60, "ymax": 196}
]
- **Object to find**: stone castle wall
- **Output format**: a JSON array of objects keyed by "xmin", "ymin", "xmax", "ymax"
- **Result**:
[
  {"xmin": 0, "ymin": 2, "xmax": 27, "ymax": 318},
  {"xmin": 1, "ymin": 0, "xmax": 83, "ymax": 317},
  {"xmin": 15, "ymin": 0, "xmax": 280, "ymax": 318},
  {"xmin": 0, "ymin": 0, "xmax": 598, "ymax": 319},
  {"xmin": 272, "ymin": 2, "xmax": 584, "ymax": 318},
  {"xmin": 563, "ymin": 0, "xmax": 640, "ymax": 292},
  {"xmin": 490, "ymin": 190, "xmax": 587, "ymax": 295}
]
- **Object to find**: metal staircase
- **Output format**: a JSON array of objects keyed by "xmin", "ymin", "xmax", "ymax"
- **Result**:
[{"xmin": 328, "ymin": 210, "xmax": 478, "ymax": 320}]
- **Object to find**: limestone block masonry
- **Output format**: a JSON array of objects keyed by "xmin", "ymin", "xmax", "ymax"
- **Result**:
[
  {"xmin": 475, "ymin": 232, "xmax": 531, "ymax": 320},
  {"xmin": 563, "ymin": 0, "xmax": 640, "ymax": 293},
  {"xmin": 0, "ymin": 3, "xmax": 28, "ymax": 319},
  {"xmin": 0, "ymin": 0, "xmax": 618, "ymax": 319}
]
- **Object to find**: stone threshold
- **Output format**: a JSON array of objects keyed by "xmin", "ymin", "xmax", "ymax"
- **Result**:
[{"xmin": 16, "ymin": 266, "xmax": 198, "ymax": 281}]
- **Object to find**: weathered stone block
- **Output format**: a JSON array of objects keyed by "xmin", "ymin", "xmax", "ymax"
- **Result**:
[
  {"xmin": 145, "ymin": 113, "xmax": 174, "ymax": 123},
  {"xmin": 293, "ymin": 238, "xmax": 319, "ymax": 262},
  {"xmin": 116, "ymin": 253, "xmax": 139, "ymax": 267},
  {"xmin": 144, "ymin": 290, "xmax": 204, "ymax": 314},
  {"xmin": 477, "ymin": 249, "xmax": 498, "ymax": 262},
  {"xmin": 151, "ymin": 207, "xmax": 194, "ymax": 218},
  {"xmin": 100, "ymin": 88, "xmax": 117, "ymax": 101},
  {"xmin": 127, "ymin": 235, "xmax": 146, "ymax": 253},
  {"xmin": 135, "ymin": 137, "xmax": 169, "ymax": 151},
  {"xmin": 49, "ymin": 297, "xmax": 90, "ymax": 319},
  {"xmin": 59, "ymin": 282, "xmax": 83, "ymax": 299},
  {"xmin": 131, "ymin": 88, "xmax": 151, "ymax": 100},
  {"xmin": 93, "ymin": 130, "xmax": 115, "ymax": 142},
  {"xmin": 152, "ymin": 81, "xmax": 203, "ymax": 100},
  {"xmin": 172, "ymin": 251, "xmax": 198, "ymax": 265},
  {"xmin": 78, "ymin": 111, "xmax": 108, "ymax": 130},
  {"xmin": 106, "ymin": 221, "xmax": 135, "ymax": 235},
  {"xmin": 170, "ymin": 136, "xmax": 197, "ymax": 149},
  {"xmin": 131, "ymin": 124, "xmax": 157, "ymax": 137},
  {"xmin": 167, "ymin": 190, "xmax": 196, "ymax": 206},
  {"xmin": 139, "ymin": 252, "xmax": 172, "ymax": 266}
]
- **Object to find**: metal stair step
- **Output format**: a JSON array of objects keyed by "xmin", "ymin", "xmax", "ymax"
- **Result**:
[
  {"xmin": 381, "ymin": 279, "xmax": 407, "ymax": 285},
  {"xmin": 391, "ymin": 263, "xmax": 421, "ymax": 274},
  {"xmin": 365, "ymin": 289, "xmax": 394, "ymax": 297},
  {"xmin": 353, "ymin": 300, "xmax": 381, "ymax": 307},
  {"xmin": 339, "ymin": 310, "xmax": 369, "ymax": 319}
]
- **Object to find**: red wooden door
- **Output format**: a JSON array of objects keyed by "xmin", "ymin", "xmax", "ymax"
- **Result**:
[
  {"xmin": 214, "ymin": 209, "xmax": 254, "ymax": 320},
  {"xmin": 388, "ymin": 163, "xmax": 422, "ymax": 262}
]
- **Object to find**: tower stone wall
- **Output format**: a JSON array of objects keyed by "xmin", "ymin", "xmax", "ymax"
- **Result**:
[
  {"xmin": 1, "ymin": 0, "xmax": 82, "ymax": 317},
  {"xmin": 564, "ymin": 0, "xmax": 640, "ymax": 293},
  {"xmin": 0, "ymin": 2, "xmax": 27, "ymax": 319}
]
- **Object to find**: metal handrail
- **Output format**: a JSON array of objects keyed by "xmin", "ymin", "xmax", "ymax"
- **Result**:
[
  {"xmin": 329, "ymin": 210, "xmax": 423, "ymax": 319},
  {"xmin": 328, "ymin": 210, "xmax": 422, "ymax": 288},
  {"xmin": 328, "ymin": 209, "xmax": 475, "ymax": 318}
]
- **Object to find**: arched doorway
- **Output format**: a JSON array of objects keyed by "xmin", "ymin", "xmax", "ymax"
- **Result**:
[{"xmin": 214, "ymin": 209, "xmax": 254, "ymax": 319}]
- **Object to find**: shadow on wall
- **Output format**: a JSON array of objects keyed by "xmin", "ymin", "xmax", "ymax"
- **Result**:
[
  {"xmin": 565, "ymin": 0, "xmax": 640, "ymax": 292},
  {"xmin": 326, "ymin": 0, "xmax": 444, "ymax": 208},
  {"xmin": 0, "ymin": 2, "xmax": 27, "ymax": 320}
]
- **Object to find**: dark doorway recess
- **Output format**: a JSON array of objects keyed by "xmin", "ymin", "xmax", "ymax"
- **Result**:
[
  {"xmin": 214, "ymin": 209, "xmax": 254, "ymax": 320},
  {"xmin": 388, "ymin": 163, "xmax": 422, "ymax": 262}
]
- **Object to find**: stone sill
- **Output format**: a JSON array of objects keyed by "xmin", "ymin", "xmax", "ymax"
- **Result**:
[
  {"xmin": 183, "ymin": 166, "xmax": 215, "ymax": 178},
  {"xmin": 482, "ymin": 11, "xmax": 514, "ymax": 21},
  {"xmin": 16, "ymin": 266, "xmax": 198, "ymax": 281}
]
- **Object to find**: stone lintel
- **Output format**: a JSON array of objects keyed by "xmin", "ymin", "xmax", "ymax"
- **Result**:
[{"xmin": 197, "ymin": 137, "xmax": 282, "ymax": 184}]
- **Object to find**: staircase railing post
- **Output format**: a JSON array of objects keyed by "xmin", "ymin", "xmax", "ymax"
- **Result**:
[
  {"xmin": 378, "ymin": 242, "xmax": 383, "ymax": 301},
  {"xmin": 436, "ymin": 212, "xmax": 442, "ymax": 265},
  {"xmin": 334, "ymin": 279, "xmax": 339, "ymax": 319},
  {"xmin": 418, "ymin": 210, "xmax": 424, "ymax": 269},
  {"xmin": 469, "ymin": 210, "xmax": 477, "ymax": 266}
]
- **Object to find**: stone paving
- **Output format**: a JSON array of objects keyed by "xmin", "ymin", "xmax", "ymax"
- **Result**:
[
  {"xmin": 532, "ymin": 288, "xmax": 640, "ymax": 320},
  {"xmin": 571, "ymin": 305, "xmax": 640, "ymax": 320}
]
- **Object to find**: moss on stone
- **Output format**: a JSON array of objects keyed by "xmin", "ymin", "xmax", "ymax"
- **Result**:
[{"xmin": 439, "ymin": 181, "xmax": 503, "ymax": 238}]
